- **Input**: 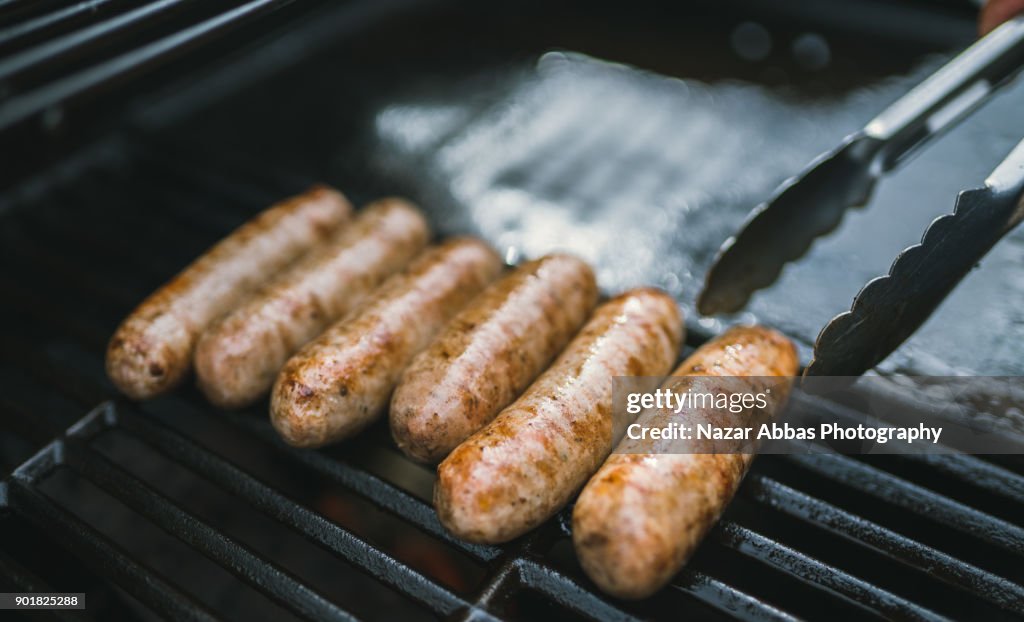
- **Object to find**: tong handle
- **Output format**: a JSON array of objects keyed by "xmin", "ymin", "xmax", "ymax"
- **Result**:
[{"xmin": 864, "ymin": 14, "xmax": 1024, "ymax": 172}]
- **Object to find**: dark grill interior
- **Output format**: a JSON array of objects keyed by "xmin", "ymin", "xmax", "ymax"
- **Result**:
[{"xmin": 2, "ymin": 0, "xmax": 1024, "ymax": 620}]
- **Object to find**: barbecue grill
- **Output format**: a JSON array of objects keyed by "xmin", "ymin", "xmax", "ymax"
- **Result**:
[{"xmin": 2, "ymin": 0, "xmax": 1024, "ymax": 619}]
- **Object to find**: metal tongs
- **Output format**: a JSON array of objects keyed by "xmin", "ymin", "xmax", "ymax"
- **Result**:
[
  {"xmin": 699, "ymin": 15, "xmax": 1024, "ymax": 315},
  {"xmin": 808, "ymin": 137, "xmax": 1024, "ymax": 376}
]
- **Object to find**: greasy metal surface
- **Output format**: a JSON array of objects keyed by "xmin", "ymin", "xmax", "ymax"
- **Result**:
[{"xmin": 364, "ymin": 49, "xmax": 1024, "ymax": 375}]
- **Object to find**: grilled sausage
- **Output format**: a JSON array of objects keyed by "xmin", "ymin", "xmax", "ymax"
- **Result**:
[
  {"xmin": 106, "ymin": 186, "xmax": 352, "ymax": 400},
  {"xmin": 195, "ymin": 199, "xmax": 429, "ymax": 408},
  {"xmin": 572, "ymin": 326, "xmax": 798, "ymax": 599},
  {"xmin": 390, "ymin": 254, "xmax": 598, "ymax": 463},
  {"xmin": 270, "ymin": 238, "xmax": 502, "ymax": 447},
  {"xmin": 434, "ymin": 288, "xmax": 682, "ymax": 544}
]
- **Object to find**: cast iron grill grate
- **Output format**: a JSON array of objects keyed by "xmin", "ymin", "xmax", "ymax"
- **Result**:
[{"xmin": 0, "ymin": 140, "xmax": 1023, "ymax": 621}]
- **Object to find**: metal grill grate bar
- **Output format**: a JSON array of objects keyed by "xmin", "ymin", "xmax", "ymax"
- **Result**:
[
  {"xmin": 0, "ymin": 0, "xmax": 123, "ymax": 54},
  {"xmin": 0, "ymin": 0, "xmax": 198, "ymax": 81},
  {"xmin": 0, "ymin": 0, "xmax": 48, "ymax": 19},
  {"xmin": 717, "ymin": 523, "xmax": 949, "ymax": 621},
  {"xmin": 214, "ymin": 404, "xmax": 503, "ymax": 562},
  {"xmin": 514, "ymin": 558, "xmax": 643, "ymax": 622},
  {"xmin": 786, "ymin": 453, "xmax": 1024, "ymax": 556},
  {"xmin": 744, "ymin": 472, "xmax": 1024, "ymax": 612},
  {"xmin": 6, "ymin": 444, "xmax": 217, "ymax": 621},
  {"xmin": 789, "ymin": 393, "xmax": 1024, "ymax": 506},
  {"xmin": 897, "ymin": 452, "xmax": 1024, "ymax": 505},
  {"xmin": 670, "ymin": 571, "xmax": 800, "ymax": 622},
  {"xmin": 112, "ymin": 403, "xmax": 475, "ymax": 616},
  {"xmin": 0, "ymin": 0, "xmax": 298, "ymax": 130},
  {"xmin": 59, "ymin": 428, "xmax": 355, "ymax": 622}
]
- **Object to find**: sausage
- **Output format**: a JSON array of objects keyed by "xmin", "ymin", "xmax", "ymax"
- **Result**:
[
  {"xmin": 390, "ymin": 254, "xmax": 598, "ymax": 463},
  {"xmin": 434, "ymin": 288, "xmax": 682, "ymax": 544},
  {"xmin": 195, "ymin": 198, "xmax": 429, "ymax": 408},
  {"xmin": 571, "ymin": 326, "xmax": 798, "ymax": 599},
  {"xmin": 270, "ymin": 238, "xmax": 503, "ymax": 447},
  {"xmin": 106, "ymin": 186, "xmax": 352, "ymax": 400}
]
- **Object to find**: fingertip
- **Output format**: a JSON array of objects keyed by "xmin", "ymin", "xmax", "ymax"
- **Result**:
[{"xmin": 979, "ymin": 0, "xmax": 1024, "ymax": 36}]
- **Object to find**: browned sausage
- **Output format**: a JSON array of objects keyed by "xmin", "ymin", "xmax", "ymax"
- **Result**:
[
  {"xmin": 390, "ymin": 254, "xmax": 598, "ymax": 463},
  {"xmin": 194, "ymin": 198, "xmax": 429, "ymax": 408},
  {"xmin": 572, "ymin": 326, "xmax": 798, "ymax": 599},
  {"xmin": 270, "ymin": 238, "xmax": 503, "ymax": 447},
  {"xmin": 106, "ymin": 186, "xmax": 352, "ymax": 400},
  {"xmin": 434, "ymin": 288, "xmax": 682, "ymax": 544}
]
